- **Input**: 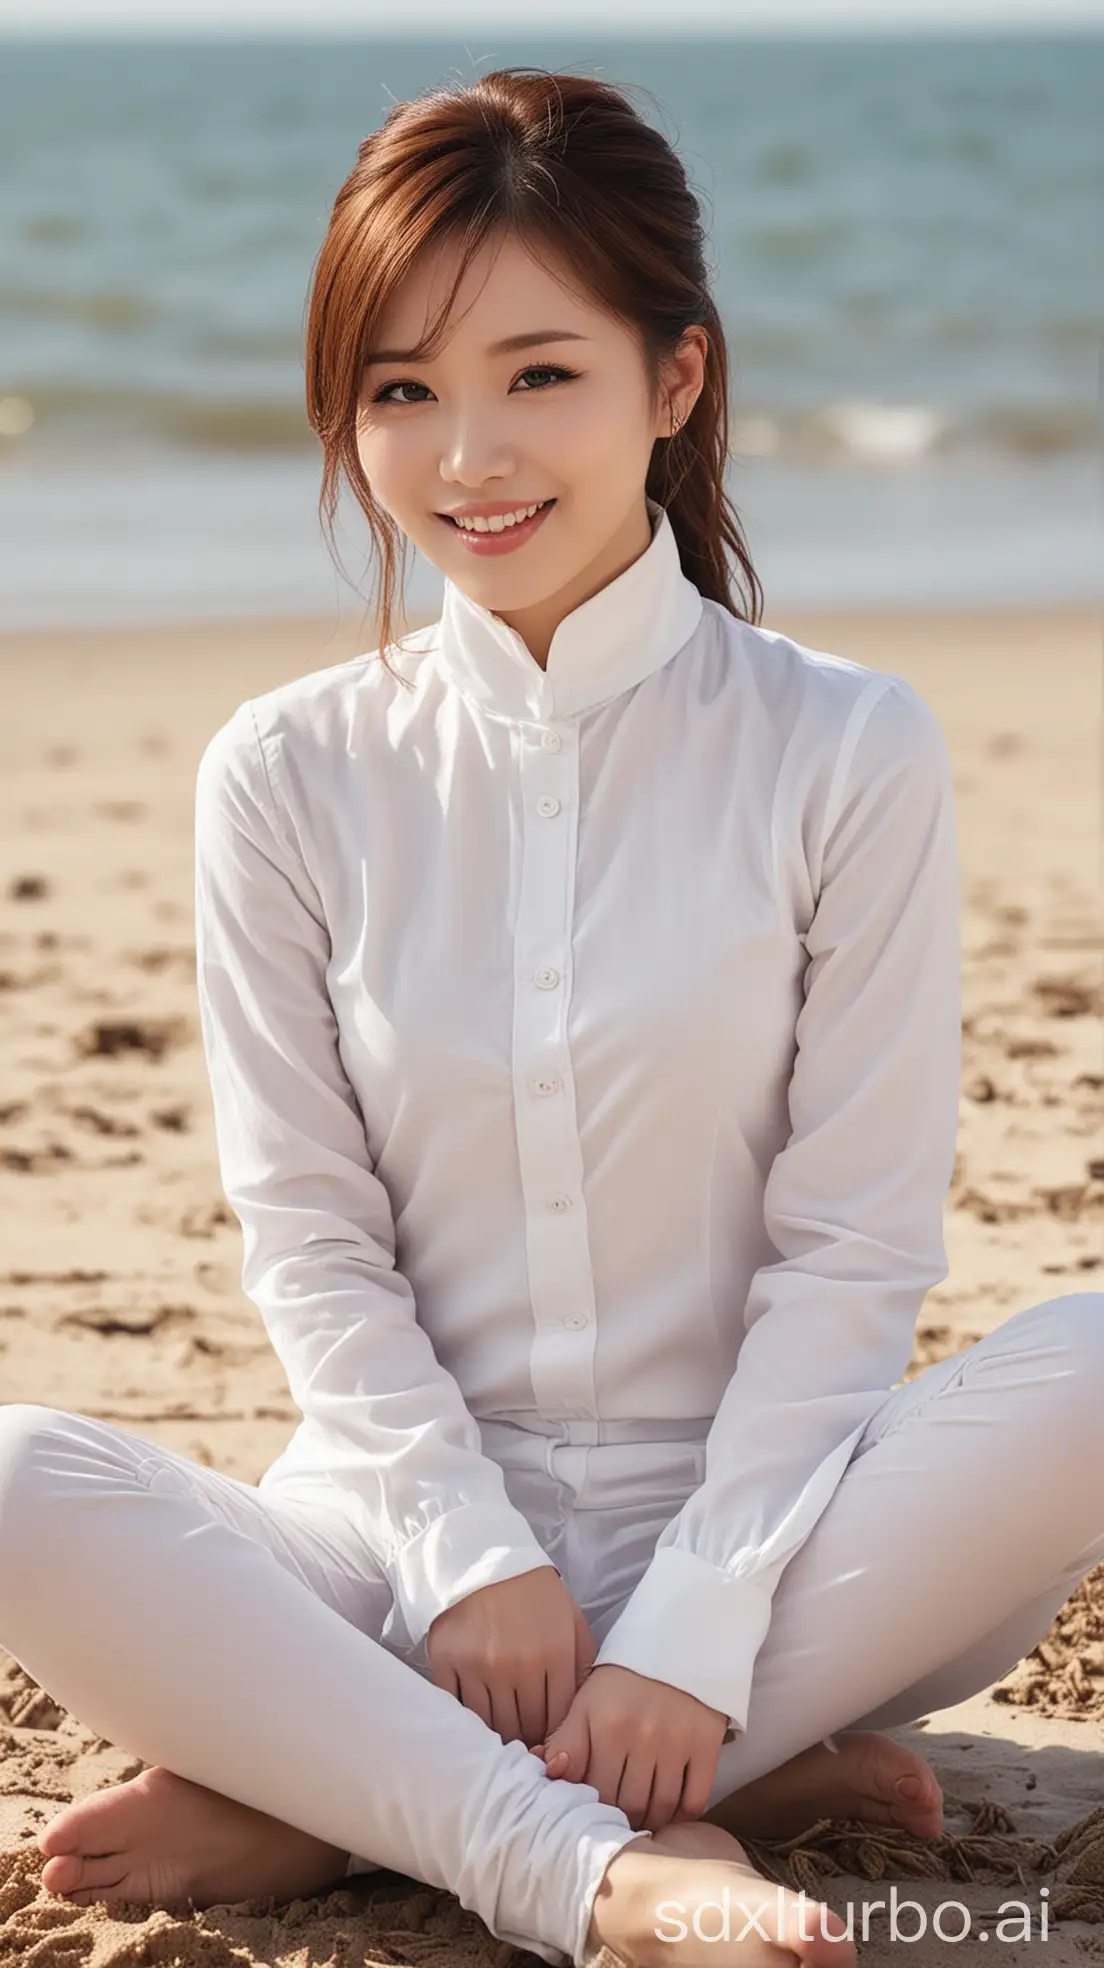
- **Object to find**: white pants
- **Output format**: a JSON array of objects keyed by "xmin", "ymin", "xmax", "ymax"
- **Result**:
[{"xmin": 1, "ymin": 1289, "xmax": 1102, "ymax": 1967}]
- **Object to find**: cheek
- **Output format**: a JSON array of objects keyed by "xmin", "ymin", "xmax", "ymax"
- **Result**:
[
  {"xmin": 354, "ymin": 425, "xmax": 418, "ymax": 515},
  {"xmin": 549, "ymin": 392, "xmax": 652, "ymax": 480},
  {"xmin": 353, "ymin": 418, "xmax": 379, "ymax": 485},
  {"xmin": 355, "ymin": 414, "xmax": 388, "ymax": 470}
]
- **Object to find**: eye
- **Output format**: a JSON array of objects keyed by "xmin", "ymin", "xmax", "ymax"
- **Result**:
[
  {"xmin": 369, "ymin": 363, "xmax": 580, "ymax": 406},
  {"xmin": 370, "ymin": 379, "xmax": 431, "ymax": 406},
  {"xmin": 513, "ymin": 364, "xmax": 580, "ymax": 391}
]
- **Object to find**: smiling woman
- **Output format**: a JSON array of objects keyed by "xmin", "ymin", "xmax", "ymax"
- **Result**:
[
  {"xmin": 350, "ymin": 226, "xmax": 719, "ymax": 665},
  {"xmin": 4, "ymin": 52, "xmax": 1104, "ymax": 1968},
  {"xmin": 304, "ymin": 67, "xmax": 762, "ymax": 673}
]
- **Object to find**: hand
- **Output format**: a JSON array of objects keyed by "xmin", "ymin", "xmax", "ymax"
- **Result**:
[
  {"xmin": 426, "ymin": 1563, "xmax": 596, "ymax": 1749},
  {"xmin": 533, "ymin": 1663, "xmax": 727, "ymax": 1833}
]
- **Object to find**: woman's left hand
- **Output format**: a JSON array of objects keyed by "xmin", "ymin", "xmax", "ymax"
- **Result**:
[{"xmin": 531, "ymin": 1663, "xmax": 727, "ymax": 1832}]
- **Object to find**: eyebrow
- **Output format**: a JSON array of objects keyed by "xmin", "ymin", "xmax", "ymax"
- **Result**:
[{"xmin": 363, "ymin": 329, "xmax": 591, "ymax": 365}]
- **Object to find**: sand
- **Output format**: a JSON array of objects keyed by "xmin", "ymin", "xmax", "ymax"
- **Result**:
[{"xmin": 0, "ymin": 602, "xmax": 1101, "ymax": 1966}]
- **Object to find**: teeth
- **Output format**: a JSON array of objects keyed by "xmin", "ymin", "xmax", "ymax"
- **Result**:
[{"xmin": 452, "ymin": 501, "xmax": 547, "ymax": 533}]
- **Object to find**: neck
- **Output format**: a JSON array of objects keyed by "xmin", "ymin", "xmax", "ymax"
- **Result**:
[{"xmin": 489, "ymin": 497, "xmax": 655, "ymax": 670}]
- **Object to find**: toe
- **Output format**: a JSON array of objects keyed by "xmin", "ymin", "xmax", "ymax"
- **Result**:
[
  {"xmin": 38, "ymin": 1786, "xmax": 136, "ymax": 1859},
  {"xmin": 859, "ymin": 1733, "xmax": 941, "ymax": 1799},
  {"xmin": 40, "ymin": 1854, "xmax": 82, "ymax": 1893},
  {"xmin": 888, "ymin": 1770, "xmax": 943, "ymax": 1836},
  {"xmin": 37, "ymin": 1815, "xmax": 81, "ymax": 1859},
  {"xmin": 42, "ymin": 1851, "xmax": 129, "ymax": 1899}
]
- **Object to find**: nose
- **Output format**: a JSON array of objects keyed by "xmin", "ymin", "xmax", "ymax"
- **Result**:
[{"xmin": 438, "ymin": 406, "xmax": 516, "ymax": 488}]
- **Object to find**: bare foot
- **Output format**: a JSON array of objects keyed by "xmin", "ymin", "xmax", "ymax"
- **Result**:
[
  {"xmin": 587, "ymin": 1819, "xmax": 854, "ymax": 1967},
  {"xmin": 36, "ymin": 1764, "xmax": 350, "ymax": 1910},
  {"xmin": 701, "ymin": 1730, "xmax": 943, "ymax": 1844}
]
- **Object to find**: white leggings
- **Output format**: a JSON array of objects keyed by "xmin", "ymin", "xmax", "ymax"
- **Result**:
[{"xmin": 1, "ymin": 1290, "xmax": 1102, "ymax": 1967}]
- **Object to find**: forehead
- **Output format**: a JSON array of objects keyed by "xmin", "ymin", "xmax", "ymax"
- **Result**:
[{"xmin": 369, "ymin": 229, "xmax": 602, "ymax": 349}]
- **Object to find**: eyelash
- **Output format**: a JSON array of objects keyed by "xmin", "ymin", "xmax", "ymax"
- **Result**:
[{"xmin": 370, "ymin": 364, "xmax": 581, "ymax": 407}]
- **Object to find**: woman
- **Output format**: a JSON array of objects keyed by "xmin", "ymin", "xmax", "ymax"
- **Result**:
[{"xmin": 1, "ymin": 65, "xmax": 1101, "ymax": 1968}]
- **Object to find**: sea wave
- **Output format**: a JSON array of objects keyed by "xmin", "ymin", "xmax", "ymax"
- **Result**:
[
  {"xmin": 0, "ymin": 386, "xmax": 313, "ymax": 451},
  {"xmin": 0, "ymin": 386, "xmax": 1096, "ymax": 464},
  {"xmin": 734, "ymin": 399, "xmax": 1099, "ymax": 464}
]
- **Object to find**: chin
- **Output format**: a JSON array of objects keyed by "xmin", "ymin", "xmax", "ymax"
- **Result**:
[{"xmin": 450, "ymin": 540, "xmax": 562, "ymax": 584}]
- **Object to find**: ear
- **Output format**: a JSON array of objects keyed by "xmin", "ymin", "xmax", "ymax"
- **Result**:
[{"xmin": 659, "ymin": 323, "xmax": 708, "ymax": 435}]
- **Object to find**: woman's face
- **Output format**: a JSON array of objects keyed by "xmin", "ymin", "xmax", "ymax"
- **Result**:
[{"xmin": 355, "ymin": 227, "xmax": 704, "ymax": 659}]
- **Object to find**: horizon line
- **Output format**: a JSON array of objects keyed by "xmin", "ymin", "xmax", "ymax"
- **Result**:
[{"xmin": 2, "ymin": 16, "xmax": 1101, "ymax": 32}]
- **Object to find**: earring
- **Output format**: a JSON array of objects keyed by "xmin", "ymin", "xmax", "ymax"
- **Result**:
[{"xmin": 670, "ymin": 411, "xmax": 683, "ymax": 437}]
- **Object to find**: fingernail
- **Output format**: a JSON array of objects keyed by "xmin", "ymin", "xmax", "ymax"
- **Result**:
[{"xmin": 895, "ymin": 1775, "xmax": 923, "ymax": 1801}]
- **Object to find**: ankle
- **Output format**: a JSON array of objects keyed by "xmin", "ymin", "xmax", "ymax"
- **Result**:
[{"xmin": 583, "ymin": 1836, "xmax": 654, "ymax": 1968}]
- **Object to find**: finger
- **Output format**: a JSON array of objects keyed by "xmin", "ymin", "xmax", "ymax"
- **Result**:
[
  {"xmin": 615, "ymin": 1748, "xmax": 658, "ymax": 1832},
  {"xmin": 429, "ymin": 1658, "xmax": 462, "ymax": 1702},
  {"xmin": 531, "ymin": 1741, "xmax": 568, "ymax": 1773},
  {"xmin": 546, "ymin": 1655, "xmax": 577, "ymax": 1740},
  {"xmin": 544, "ymin": 1707, "xmax": 589, "ymax": 1784},
  {"xmin": 574, "ymin": 1609, "xmax": 597, "ymax": 1687},
  {"xmin": 456, "ymin": 1670, "xmax": 494, "ymax": 1733},
  {"xmin": 644, "ymin": 1757, "xmax": 691, "ymax": 1834},
  {"xmin": 516, "ymin": 1665, "xmax": 548, "ymax": 1750},
  {"xmin": 488, "ymin": 1675, "xmax": 523, "ymax": 1746},
  {"xmin": 584, "ymin": 1723, "xmax": 629, "ymax": 1812},
  {"xmin": 677, "ymin": 1747, "xmax": 719, "ymax": 1822}
]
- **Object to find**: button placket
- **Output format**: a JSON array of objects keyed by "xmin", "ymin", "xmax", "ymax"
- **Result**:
[{"xmin": 511, "ymin": 721, "xmax": 598, "ymax": 1416}]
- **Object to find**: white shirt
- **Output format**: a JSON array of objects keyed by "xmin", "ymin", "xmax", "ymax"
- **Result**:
[{"xmin": 194, "ymin": 496, "xmax": 962, "ymax": 1734}]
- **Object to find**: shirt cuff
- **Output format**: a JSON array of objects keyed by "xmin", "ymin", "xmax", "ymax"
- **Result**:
[
  {"xmin": 592, "ymin": 1543, "xmax": 775, "ymax": 1734},
  {"xmin": 389, "ymin": 1500, "xmax": 559, "ymax": 1649}
]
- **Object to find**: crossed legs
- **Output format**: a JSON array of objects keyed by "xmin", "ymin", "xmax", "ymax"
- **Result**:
[{"xmin": 0, "ymin": 1290, "xmax": 1100, "ymax": 1959}]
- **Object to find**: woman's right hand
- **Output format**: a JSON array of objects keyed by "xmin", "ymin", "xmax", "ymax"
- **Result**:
[{"xmin": 426, "ymin": 1563, "xmax": 596, "ymax": 1749}]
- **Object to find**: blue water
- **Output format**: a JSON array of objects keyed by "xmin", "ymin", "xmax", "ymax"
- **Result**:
[{"xmin": 0, "ymin": 30, "xmax": 1099, "ymax": 623}]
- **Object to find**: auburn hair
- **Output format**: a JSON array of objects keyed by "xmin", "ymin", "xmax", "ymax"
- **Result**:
[{"xmin": 304, "ymin": 65, "xmax": 763, "ymax": 680}]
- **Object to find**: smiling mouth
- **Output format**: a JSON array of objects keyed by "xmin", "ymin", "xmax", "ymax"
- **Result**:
[{"xmin": 440, "ymin": 498, "xmax": 556, "ymax": 533}]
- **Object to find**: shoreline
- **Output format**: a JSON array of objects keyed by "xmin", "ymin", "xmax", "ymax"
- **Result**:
[{"xmin": 2, "ymin": 596, "xmax": 1098, "ymax": 646}]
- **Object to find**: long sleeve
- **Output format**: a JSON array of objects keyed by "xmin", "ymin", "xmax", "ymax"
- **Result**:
[
  {"xmin": 592, "ymin": 675, "xmax": 962, "ymax": 1729},
  {"xmin": 193, "ymin": 703, "xmax": 556, "ymax": 1649}
]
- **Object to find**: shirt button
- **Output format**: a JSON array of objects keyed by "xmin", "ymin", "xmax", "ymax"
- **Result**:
[
  {"xmin": 534, "ymin": 966, "xmax": 560, "ymax": 990},
  {"xmin": 541, "ymin": 730, "xmax": 562, "ymax": 752},
  {"xmin": 529, "ymin": 1074, "xmax": 561, "ymax": 1097},
  {"xmin": 563, "ymin": 1314, "xmax": 589, "ymax": 1330},
  {"xmin": 548, "ymin": 1194, "xmax": 572, "ymax": 1212},
  {"xmin": 535, "ymin": 795, "xmax": 561, "ymax": 818}
]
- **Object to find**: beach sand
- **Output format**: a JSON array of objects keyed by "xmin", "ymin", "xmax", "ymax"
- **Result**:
[{"xmin": 0, "ymin": 603, "xmax": 1101, "ymax": 1965}]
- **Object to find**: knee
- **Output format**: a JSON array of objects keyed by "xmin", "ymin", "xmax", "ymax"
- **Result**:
[
  {"xmin": 1061, "ymin": 1288, "xmax": 1104, "ymax": 1379},
  {"xmin": 1011, "ymin": 1290, "xmax": 1104, "ymax": 1434},
  {"xmin": 0, "ymin": 1401, "xmax": 66, "ymax": 1484},
  {"xmin": 0, "ymin": 1403, "xmax": 71, "ymax": 1576},
  {"xmin": 1030, "ymin": 1289, "xmax": 1104, "ymax": 1367}
]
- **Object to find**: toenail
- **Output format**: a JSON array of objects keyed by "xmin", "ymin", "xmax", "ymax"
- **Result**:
[{"xmin": 894, "ymin": 1775, "xmax": 923, "ymax": 1800}]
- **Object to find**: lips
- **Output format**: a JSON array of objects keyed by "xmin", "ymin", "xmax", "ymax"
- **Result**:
[{"xmin": 438, "ymin": 498, "xmax": 556, "ymax": 556}]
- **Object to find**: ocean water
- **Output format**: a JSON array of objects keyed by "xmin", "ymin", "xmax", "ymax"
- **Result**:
[{"xmin": 0, "ymin": 29, "xmax": 1099, "ymax": 625}]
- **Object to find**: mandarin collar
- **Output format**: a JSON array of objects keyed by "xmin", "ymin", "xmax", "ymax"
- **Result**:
[{"xmin": 432, "ymin": 498, "xmax": 703, "ymax": 723}]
